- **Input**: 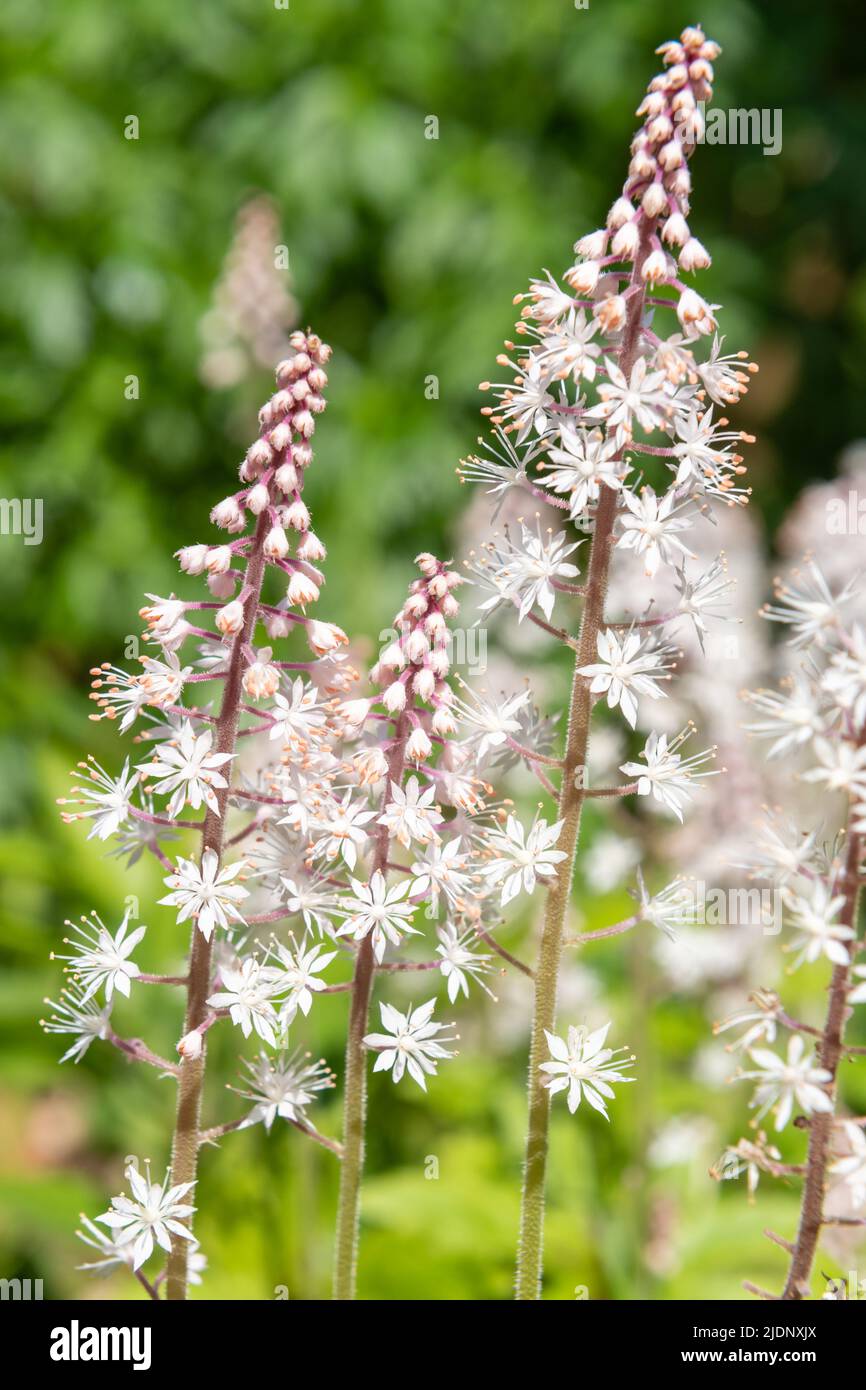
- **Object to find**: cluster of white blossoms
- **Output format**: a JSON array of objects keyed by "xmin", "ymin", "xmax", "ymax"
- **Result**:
[
  {"xmin": 714, "ymin": 562, "xmax": 866, "ymax": 1297},
  {"xmin": 460, "ymin": 26, "xmax": 756, "ymax": 1126}
]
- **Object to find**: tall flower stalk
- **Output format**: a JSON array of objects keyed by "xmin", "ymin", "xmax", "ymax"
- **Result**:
[
  {"xmin": 50, "ymin": 330, "xmax": 352, "ymax": 1300},
  {"xmin": 716, "ymin": 562, "xmax": 866, "ymax": 1301},
  {"xmin": 457, "ymin": 25, "xmax": 757, "ymax": 1298}
]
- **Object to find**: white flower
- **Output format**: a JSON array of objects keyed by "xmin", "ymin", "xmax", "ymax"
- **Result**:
[
  {"xmin": 823, "ymin": 626, "xmax": 866, "ymax": 725},
  {"xmin": 59, "ymin": 757, "xmax": 139, "ymax": 842},
  {"xmin": 782, "ymin": 879, "xmax": 853, "ymax": 969},
  {"xmin": 632, "ymin": 867, "xmax": 695, "ymax": 940},
  {"xmin": 41, "ymin": 987, "xmax": 113, "ymax": 1063},
  {"xmin": 310, "ymin": 790, "xmax": 377, "ymax": 871},
  {"xmin": 159, "ymin": 848, "xmax": 249, "ymax": 941},
  {"xmin": 830, "ymin": 1123, "xmax": 866, "ymax": 1209},
  {"xmin": 335, "ymin": 871, "xmax": 418, "ymax": 963},
  {"xmin": 480, "ymin": 813, "xmax": 566, "ymax": 906},
  {"xmin": 587, "ymin": 355, "xmax": 672, "ymax": 437},
  {"xmin": 364, "ymin": 999, "xmax": 457, "ymax": 1089},
  {"xmin": 378, "ymin": 776, "xmax": 442, "ymax": 849},
  {"xmin": 542, "ymin": 426, "xmax": 628, "ymax": 517},
  {"xmin": 617, "ymin": 486, "xmax": 694, "ymax": 577},
  {"xmin": 762, "ymin": 563, "xmax": 858, "ymax": 648},
  {"xmin": 266, "ymin": 937, "xmax": 337, "ymax": 1023},
  {"xmin": 410, "ymin": 839, "xmax": 473, "ymax": 911},
  {"xmin": 138, "ymin": 720, "xmax": 234, "ymax": 819},
  {"xmin": 801, "ymin": 737, "xmax": 866, "ymax": 799},
  {"xmin": 714, "ymin": 990, "xmax": 781, "ymax": 1051},
  {"xmin": 232, "ymin": 1049, "xmax": 335, "ymax": 1131},
  {"xmin": 739, "ymin": 1035, "xmax": 832, "ymax": 1132},
  {"xmin": 579, "ymin": 628, "xmax": 672, "ymax": 728},
  {"xmin": 96, "ymin": 1163, "xmax": 196, "ymax": 1271},
  {"xmin": 451, "ymin": 685, "xmax": 531, "ymax": 759},
  {"xmin": 76, "ymin": 1214, "xmax": 136, "ymax": 1275},
  {"xmin": 534, "ymin": 308, "xmax": 601, "ymax": 384},
  {"xmin": 278, "ymin": 876, "xmax": 338, "ymax": 935},
  {"xmin": 743, "ymin": 676, "xmax": 825, "ymax": 759},
  {"xmin": 208, "ymin": 958, "xmax": 280, "ymax": 1046},
  {"xmin": 436, "ymin": 924, "xmax": 494, "ymax": 1002},
  {"xmin": 673, "ymin": 557, "xmax": 733, "ymax": 649},
  {"xmin": 268, "ymin": 678, "xmax": 328, "ymax": 746},
  {"xmin": 540, "ymin": 1021, "xmax": 636, "ymax": 1118},
  {"xmin": 56, "ymin": 908, "xmax": 145, "ymax": 1003},
  {"xmin": 620, "ymin": 727, "xmax": 716, "ymax": 821},
  {"xmin": 471, "ymin": 521, "xmax": 581, "ymax": 623},
  {"xmin": 744, "ymin": 812, "xmax": 820, "ymax": 887},
  {"xmin": 490, "ymin": 354, "xmax": 555, "ymax": 442},
  {"xmin": 137, "ymin": 650, "xmax": 193, "ymax": 707}
]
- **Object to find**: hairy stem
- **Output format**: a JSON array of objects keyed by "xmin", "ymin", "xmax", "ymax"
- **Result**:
[
  {"xmin": 332, "ymin": 716, "xmax": 408, "ymax": 1300},
  {"xmin": 165, "ymin": 511, "xmax": 270, "ymax": 1301},
  {"xmin": 781, "ymin": 820, "xmax": 862, "ymax": 1300},
  {"xmin": 515, "ymin": 227, "xmax": 652, "ymax": 1300}
]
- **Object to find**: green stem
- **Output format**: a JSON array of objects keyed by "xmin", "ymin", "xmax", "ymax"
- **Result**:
[
  {"xmin": 165, "ymin": 510, "xmax": 270, "ymax": 1301},
  {"xmin": 332, "ymin": 717, "xmax": 408, "ymax": 1299},
  {"xmin": 514, "ymin": 226, "xmax": 653, "ymax": 1300}
]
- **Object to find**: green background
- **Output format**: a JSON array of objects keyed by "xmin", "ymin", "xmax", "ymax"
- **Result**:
[{"xmin": 1, "ymin": 0, "xmax": 865, "ymax": 1299}]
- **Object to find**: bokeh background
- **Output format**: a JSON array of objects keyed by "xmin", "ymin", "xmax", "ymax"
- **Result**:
[{"xmin": 2, "ymin": 0, "xmax": 866, "ymax": 1300}]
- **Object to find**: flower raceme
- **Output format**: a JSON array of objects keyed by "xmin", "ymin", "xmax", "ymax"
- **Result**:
[
  {"xmin": 460, "ymin": 25, "xmax": 757, "ymax": 1299},
  {"xmin": 717, "ymin": 561, "xmax": 866, "ymax": 1300}
]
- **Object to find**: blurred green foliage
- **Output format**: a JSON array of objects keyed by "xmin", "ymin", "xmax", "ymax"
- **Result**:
[{"xmin": 1, "ymin": 0, "xmax": 865, "ymax": 1300}]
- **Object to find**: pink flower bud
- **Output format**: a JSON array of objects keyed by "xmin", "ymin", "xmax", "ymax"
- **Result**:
[
  {"xmin": 406, "ymin": 727, "xmax": 432, "ymax": 762},
  {"xmin": 340, "ymin": 698, "xmax": 371, "ymax": 726},
  {"xmin": 383, "ymin": 680, "xmax": 407, "ymax": 713},
  {"xmin": 307, "ymin": 621, "xmax": 347, "ymax": 656},
  {"xmin": 575, "ymin": 229, "xmax": 608, "ymax": 259},
  {"xmin": 406, "ymin": 629, "xmax": 430, "ymax": 664},
  {"xmin": 243, "ymin": 651, "xmax": 280, "ymax": 701},
  {"xmin": 661, "ymin": 212, "xmax": 690, "ymax": 247},
  {"xmin": 215, "ymin": 600, "xmax": 245, "ymax": 635},
  {"xmin": 205, "ymin": 545, "xmax": 233, "ymax": 574},
  {"xmin": 678, "ymin": 237, "xmax": 711, "ymax": 272},
  {"xmin": 264, "ymin": 526, "xmax": 290, "ymax": 560},
  {"xmin": 413, "ymin": 667, "xmax": 436, "ymax": 702},
  {"xmin": 593, "ymin": 294, "xmax": 627, "ymax": 333},
  {"xmin": 177, "ymin": 544, "xmax": 209, "ymax": 575},
  {"xmin": 566, "ymin": 260, "xmax": 600, "ymax": 296},
  {"xmin": 274, "ymin": 462, "xmax": 299, "ymax": 494},
  {"xmin": 285, "ymin": 499, "xmax": 310, "ymax": 532},
  {"xmin": 207, "ymin": 571, "xmax": 236, "ymax": 599},
  {"xmin": 177, "ymin": 1030, "xmax": 203, "ymax": 1060},
  {"xmin": 287, "ymin": 570, "xmax": 320, "ymax": 606},
  {"xmin": 246, "ymin": 483, "xmax": 270, "ymax": 515},
  {"xmin": 297, "ymin": 531, "xmax": 326, "ymax": 561},
  {"xmin": 606, "ymin": 197, "xmax": 635, "ymax": 230}
]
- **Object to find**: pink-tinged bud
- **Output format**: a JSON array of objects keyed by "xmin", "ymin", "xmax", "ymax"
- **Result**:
[
  {"xmin": 406, "ymin": 727, "xmax": 432, "ymax": 762},
  {"xmin": 264, "ymin": 526, "xmax": 290, "ymax": 560},
  {"xmin": 340, "ymin": 698, "xmax": 371, "ymax": 726},
  {"xmin": 661, "ymin": 212, "xmax": 689, "ymax": 247},
  {"xmin": 640, "ymin": 247, "xmax": 669, "ymax": 283},
  {"xmin": 207, "ymin": 571, "xmax": 236, "ymax": 599},
  {"xmin": 415, "ymin": 552, "xmax": 438, "ymax": 576},
  {"xmin": 575, "ymin": 229, "xmax": 608, "ymax": 259},
  {"xmin": 441, "ymin": 594, "xmax": 459, "ymax": 619},
  {"xmin": 215, "ymin": 600, "xmax": 245, "ymax": 636},
  {"xmin": 265, "ymin": 611, "xmax": 292, "ymax": 639},
  {"xmin": 177, "ymin": 1030, "xmax": 203, "ymax": 1060},
  {"xmin": 666, "ymin": 63, "xmax": 688, "ymax": 89},
  {"xmin": 404, "ymin": 593, "xmax": 427, "ymax": 619},
  {"xmin": 629, "ymin": 150, "xmax": 656, "ymax": 180},
  {"xmin": 406, "ymin": 629, "xmax": 430, "ymax": 664},
  {"xmin": 594, "ymin": 294, "xmax": 627, "ymax": 333},
  {"xmin": 666, "ymin": 167, "xmax": 692, "ymax": 199},
  {"xmin": 285, "ymin": 499, "xmax": 310, "ymax": 532},
  {"xmin": 177, "ymin": 544, "xmax": 209, "ymax": 575},
  {"xmin": 140, "ymin": 596, "xmax": 186, "ymax": 633},
  {"xmin": 646, "ymin": 114, "xmax": 673, "ymax": 144},
  {"xmin": 353, "ymin": 745, "xmax": 388, "ymax": 785},
  {"xmin": 243, "ymin": 650, "xmax": 280, "ymax": 701},
  {"xmin": 307, "ymin": 620, "xmax": 348, "ymax": 656},
  {"xmin": 270, "ymin": 389, "xmax": 294, "ymax": 418},
  {"xmin": 297, "ymin": 531, "xmax": 326, "ymax": 562},
  {"xmin": 428, "ymin": 649, "xmax": 449, "ymax": 678},
  {"xmin": 269, "ymin": 421, "xmax": 292, "ymax": 452},
  {"xmin": 287, "ymin": 570, "xmax": 320, "ymax": 606},
  {"xmin": 677, "ymin": 288, "xmax": 716, "ymax": 333},
  {"xmin": 291, "ymin": 377, "xmax": 310, "ymax": 402},
  {"xmin": 380, "ymin": 641, "xmax": 406, "ymax": 670},
  {"xmin": 246, "ymin": 483, "xmax": 270, "ymax": 515},
  {"xmin": 274, "ymin": 462, "xmax": 299, "ymax": 494},
  {"xmin": 307, "ymin": 366, "xmax": 328, "ymax": 392},
  {"xmin": 641, "ymin": 182, "xmax": 668, "ymax": 219},
  {"xmin": 565, "ymin": 260, "xmax": 600, "ymax": 296},
  {"xmin": 432, "ymin": 706, "xmax": 457, "ymax": 737},
  {"xmin": 293, "ymin": 441, "xmax": 313, "ymax": 469},
  {"xmin": 678, "ymin": 237, "xmax": 711, "ymax": 272},
  {"xmin": 413, "ymin": 667, "xmax": 436, "ymax": 702},
  {"xmin": 658, "ymin": 139, "xmax": 684, "ymax": 171},
  {"xmin": 637, "ymin": 91, "xmax": 666, "ymax": 118},
  {"xmin": 205, "ymin": 545, "xmax": 233, "ymax": 574},
  {"xmin": 607, "ymin": 197, "xmax": 634, "ymax": 230},
  {"xmin": 292, "ymin": 410, "xmax": 315, "ymax": 438},
  {"xmin": 424, "ymin": 610, "xmax": 447, "ymax": 640},
  {"xmin": 246, "ymin": 438, "xmax": 273, "ymax": 472},
  {"xmin": 210, "ymin": 496, "xmax": 243, "ymax": 530},
  {"xmin": 611, "ymin": 220, "xmax": 640, "ymax": 259},
  {"xmin": 383, "ymin": 680, "xmax": 407, "ymax": 713}
]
